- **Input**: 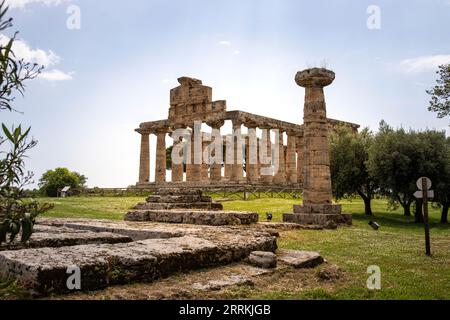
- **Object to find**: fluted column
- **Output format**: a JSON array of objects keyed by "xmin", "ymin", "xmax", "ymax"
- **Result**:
[
  {"xmin": 208, "ymin": 121, "xmax": 224, "ymax": 183},
  {"xmin": 297, "ymin": 136, "xmax": 304, "ymax": 184},
  {"xmin": 155, "ymin": 130, "xmax": 167, "ymax": 184},
  {"xmin": 246, "ymin": 126, "xmax": 259, "ymax": 183},
  {"xmin": 171, "ymin": 131, "xmax": 184, "ymax": 183},
  {"xmin": 224, "ymin": 135, "xmax": 232, "ymax": 180},
  {"xmin": 273, "ymin": 130, "xmax": 286, "ymax": 184},
  {"xmin": 190, "ymin": 127, "xmax": 202, "ymax": 182},
  {"xmin": 259, "ymin": 128, "xmax": 273, "ymax": 183},
  {"xmin": 286, "ymin": 132, "xmax": 298, "ymax": 184},
  {"xmin": 138, "ymin": 131, "xmax": 150, "ymax": 184},
  {"xmin": 201, "ymin": 139, "xmax": 210, "ymax": 182},
  {"xmin": 230, "ymin": 121, "xmax": 244, "ymax": 182}
]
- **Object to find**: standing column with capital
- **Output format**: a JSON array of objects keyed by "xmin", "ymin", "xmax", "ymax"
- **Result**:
[
  {"xmin": 138, "ymin": 131, "xmax": 150, "ymax": 184},
  {"xmin": 273, "ymin": 129, "xmax": 286, "ymax": 184},
  {"xmin": 155, "ymin": 130, "xmax": 167, "ymax": 184},
  {"xmin": 286, "ymin": 68, "xmax": 351, "ymax": 227}
]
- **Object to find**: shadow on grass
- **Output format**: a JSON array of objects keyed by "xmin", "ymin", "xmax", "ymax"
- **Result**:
[{"xmin": 352, "ymin": 212, "xmax": 450, "ymax": 232}]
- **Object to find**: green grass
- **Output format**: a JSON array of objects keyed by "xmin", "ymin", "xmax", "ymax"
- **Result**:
[
  {"xmin": 41, "ymin": 196, "xmax": 145, "ymax": 220},
  {"xmin": 30, "ymin": 196, "xmax": 450, "ymax": 299}
]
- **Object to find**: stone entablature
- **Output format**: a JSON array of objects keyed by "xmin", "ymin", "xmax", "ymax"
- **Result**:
[{"xmin": 135, "ymin": 76, "xmax": 359, "ymax": 187}]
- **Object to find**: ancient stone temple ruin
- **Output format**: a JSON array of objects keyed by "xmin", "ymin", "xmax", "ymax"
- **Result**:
[{"xmin": 135, "ymin": 75, "xmax": 359, "ymax": 190}]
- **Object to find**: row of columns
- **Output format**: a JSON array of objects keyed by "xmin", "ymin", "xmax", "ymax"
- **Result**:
[{"xmin": 138, "ymin": 123, "xmax": 305, "ymax": 185}]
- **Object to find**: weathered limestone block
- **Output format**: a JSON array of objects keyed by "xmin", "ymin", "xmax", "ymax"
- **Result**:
[
  {"xmin": 293, "ymin": 204, "xmax": 342, "ymax": 215},
  {"xmin": 0, "ymin": 226, "xmax": 132, "ymax": 251},
  {"xmin": 277, "ymin": 249, "xmax": 324, "ymax": 269},
  {"xmin": 248, "ymin": 251, "xmax": 277, "ymax": 269},
  {"xmin": 125, "ymin": 210, "xmax": 259, "ymax": 226},
  {"xmin": 133, "ymin": 202, "xmax": 223, "ymax": 211},
  {"xmin": 0, "ymin": 220, "xmax": 277, "ymax": 297},
  {"xmin": 157, "ymin": 188, "xmax": 203, "ymax": 196}
]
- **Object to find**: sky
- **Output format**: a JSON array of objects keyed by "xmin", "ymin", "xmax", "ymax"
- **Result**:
[{"xmin": 1, "ymin": 0, "xmax": 450, "ymax": 188}]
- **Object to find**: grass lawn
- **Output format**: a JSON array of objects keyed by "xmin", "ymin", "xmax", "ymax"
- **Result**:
[{"xmin": 23, "ymin": 196, "xmax": 450, "ymax": 299}]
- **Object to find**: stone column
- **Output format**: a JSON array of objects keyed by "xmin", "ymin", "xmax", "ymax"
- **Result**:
[
  {"xmin": 296, "ymin": 136, "xmax": 304, "ymax": 184},
  {"xmin": 185, "ymin": 128, "xmax": 194, "ymax": 182},
  {"xmin": 208, "ymin": 121, "xmax": 224, "ymax": 183},
  {"xmin": 286, "ymin": 132, "xmax": 298, "ymax": 184},
  {"xmin": 190, "ymin": 128, "xmax": 202, "ymax": 182},
  {"xmin": 155, "ymin": 130, "xmax": 167, "ymax": 184},
  {"xmin": 224, "ymin": 135, "xmax": 232, "ymax": 181},
  {"xmin": 171, "ymin": 131, "xmax": 184, "ymax": 183},
  {"xmin": 259, "ymin": 128, "xmax": 273, "ymax": 183},
  {"xmin": 287, "ymin": 68, "xmax": 351, "ymax": 227},
  {"xmin": 230, "ymin": 121, "xmax": 244, "ymax": 182},
  {"xmin": 273, "ymin": 130, "xmax": 286, "ymax": 184},
  {"xmin": 138, "ymin": 131, "xmax": 150, "ymax": 184},
  {"xmin": 201, "ymin": 139, "xmax": 210, "ymax": 182},
  {"xmin": 246, "ymin": 126, "xmax": 259, "ymax": 183}
]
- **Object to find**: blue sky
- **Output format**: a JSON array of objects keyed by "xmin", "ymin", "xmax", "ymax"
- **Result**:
[{"xmin": 1, "ymin": 0, "xmax": 450, "ymax": 188}]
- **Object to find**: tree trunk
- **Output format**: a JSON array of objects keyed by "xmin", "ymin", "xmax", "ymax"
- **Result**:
[
  {"xmin": 358, "ymin": 191, "xmax": 373, "ymax": 216},
  {"xmin": 414, "ymin": 199, "xmax": 424, "ymax": 223},
  {"xmin": 441, "ymin": 203, "xmax": 449, "ymax": 224},
  {"xmin": 403, "ymin": 202, "xmax": 412, "ymax": 217}
]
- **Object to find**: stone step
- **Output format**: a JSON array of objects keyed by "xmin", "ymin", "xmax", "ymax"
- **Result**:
[
  {"xmin": 0, "ymin": 226, "xmax": 133, "ymax": 251},
  {"xmin": 146, "ymin": 195, "xmax": 212, "ymax": 203},
  {"xmin": 0, "ymin": 232, "xmax": 276, "ymax": 297},
  {"xmin": 157, "ymin": 188, "xmax": 203, "ymax": 196},
  {"xmin": 124, "ymin": 210, "xmax": 259, "ymax": 226},
  {"xmin": 133, "ymin": 202, "xmax": 223, "ymax": 211}
]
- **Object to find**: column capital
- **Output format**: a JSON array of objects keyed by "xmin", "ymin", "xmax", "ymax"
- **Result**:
[
  {"xmin": 295, "ymin": 68, "xmax": 335, "ymax": 88},
  {"xmin": 136, "ymin": 128, "xmax": 150, "ymax": 135},
  {"xmin": 207, "ymin": 120, "xmax": 225, "ymax": 129},
  {"xmin": 232, "ymin": 119, "xmax": 243, "ymax": 129}
]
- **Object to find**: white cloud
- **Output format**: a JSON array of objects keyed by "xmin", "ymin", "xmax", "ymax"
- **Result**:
[
  {"xmin": 4, "ymin": 0, "xmax": 66, "ymax": 9},
  {"xmin": 233, "ymin": 50, "xmax": 240, "ymax": 55},
  {"xmin": 219, "ymin": 40, "xmax": 231, "ymax": 46},
  {"xmin": 399, "ymin": 55, "xmax": 450, "ymax": 73},
  {"xmin": 0, "ymin": 34, "xmax": 73, "ymax": 81},
  {"xmin": 39, "ymin": 69, "xmax": 73, "ymax": 81},
  {"xmin": 0, "ymin": 34, "xmax": 59, "ymax": 66}
]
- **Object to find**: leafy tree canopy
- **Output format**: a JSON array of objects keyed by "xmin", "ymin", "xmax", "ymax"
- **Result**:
[
  {"xmin": 427, "ymin": 64, "xmax": 450, "ymax": 119},
  {"xmin": 39, "ymin": 168, "xmax": 87, "ymax": 197}
]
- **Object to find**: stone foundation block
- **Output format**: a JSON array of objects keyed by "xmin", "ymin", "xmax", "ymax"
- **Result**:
[
  {"xmin": 125, "ymin": 210, "xmax": 259, "ymax": 226},
  {"xmin": 290, "ymin": 213, "xmax": 352, "ymax": 227},
  {"xmin": 293, "ymin": 204, "xmax": 342, "ymax": 214}
]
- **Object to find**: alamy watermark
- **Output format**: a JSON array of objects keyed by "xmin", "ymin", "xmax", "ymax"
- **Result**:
[
  {"xmin": 66, "ymin": 5, "xmax": 81, "ymax": 30},
  {"xmin": 170, "ymin": 121, "xmax": 280, "ymax": 176},
  {"xmin": 367, "ymin": 265, "xmax": 381, "ymax": 290},
  {"xmin": 367, "ymin": 5, "xmax": 381, "ymax": 30},
  {"xmin": 66, "ymin": 265, "xmax": 81, "ymax": 290}
]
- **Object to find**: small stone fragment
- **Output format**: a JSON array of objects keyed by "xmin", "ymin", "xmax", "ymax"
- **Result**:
[
  {"xmin": 317, "ymin": 265, "xmax": 343, "ymax": 281},
  {"xmin": 248, "ymin": 251, "xmax": 277, "ymax": 269},
  {"xmin": 277, "ymin": 249, "xmax": 324, "ymax": 269}
]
